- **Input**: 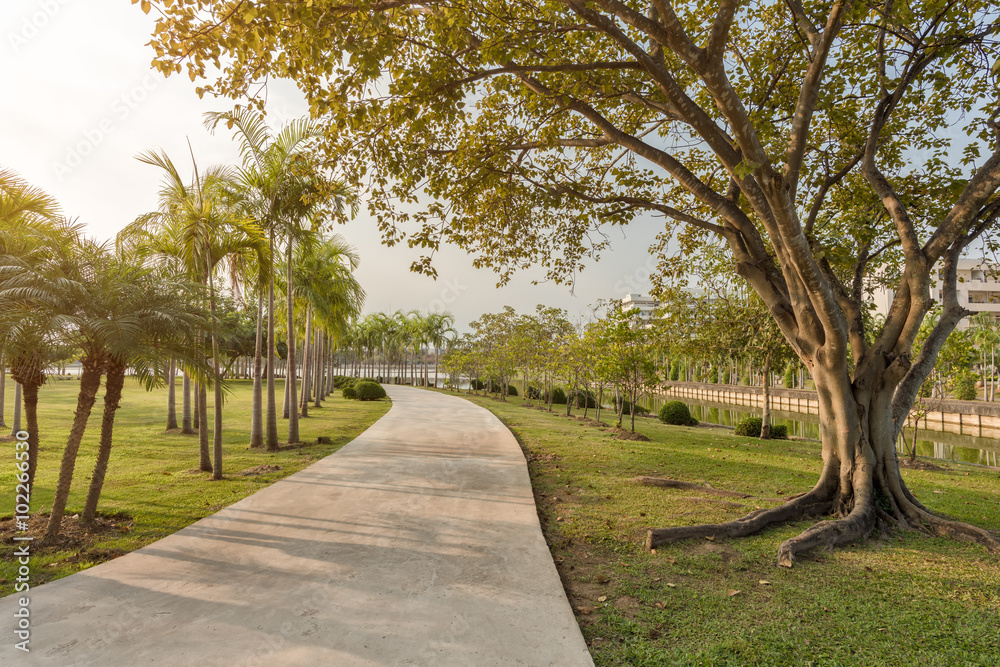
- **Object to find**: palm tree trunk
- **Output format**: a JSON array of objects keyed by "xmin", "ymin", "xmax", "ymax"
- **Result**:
[
  {"xmin": 209, "ymin": 272, "xmax": 224, "ymax": 480},
  {"xmin": 286, "ymin": 238, "xmax": 300, "ymax": 444},
  {"xmin": 250, "ymin": 290, "xmax": 265, "ymax": 448},
  {"xmin": 82, "ymin": 361, "xmax": 126, "ymax": 524},
  {"xmin": 0, "ymin": 354, "xmax": 6, "ymax": 429},
  {"xmin": 761, "ymin": 352, "xmax": 773, "ymax": 439},
  {"xmin": 181, "ymin": 369, "xmax": 193, "ymax": 434},
  {"xmin": 10, "ymin": 381, "xmax": 22, "ymax": 436},
  {"xmin": 193, "ymin": 377, "xmax": 201, "ymax": 429},
  {"xmin": 44, "ymin": 357, "xmax": 104, "ymax": 542},
  {"xmin": 166, "ymin": 358, "xmax": 178, "ymax": 430},
  {"xmin": 314, "ymin": 329, "xmax": 324, "ymax": 407},
  {"xmin": 301, "ymin": 305, "xmax": 312, "ymax": 417},
  {"xmin": 266, "ymin": 245, "xmax": 280, "ymax": 450},
  {"xmin": 198, "ymin": 381, "xmax": 211, "ymax": 471}
]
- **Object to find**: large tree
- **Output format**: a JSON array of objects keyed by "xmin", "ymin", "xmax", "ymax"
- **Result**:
[{"xmin": 146, "ymin": 1, "xmax": 1000, "ymax": 564}]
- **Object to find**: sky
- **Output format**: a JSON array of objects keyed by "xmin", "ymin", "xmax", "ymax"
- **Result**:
[{"xmin": 1, "ymin": 0, "xmax": 666, "ymax": 332}]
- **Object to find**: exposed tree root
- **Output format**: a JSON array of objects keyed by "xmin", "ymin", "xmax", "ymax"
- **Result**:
[
  {"xmin": 645, "ymin": 489, "xmax": 833, "ymax": 551},
  {"xmin": 776, "ymin": 504, "xmax": 875, "ymax": 567}
]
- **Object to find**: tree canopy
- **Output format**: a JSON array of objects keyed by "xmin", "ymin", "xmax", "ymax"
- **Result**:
[{"xmin": 144, "ymin": 0, "xmax": 1000, "ymax": 563}]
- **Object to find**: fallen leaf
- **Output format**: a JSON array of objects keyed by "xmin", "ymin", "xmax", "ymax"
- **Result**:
[
  {"xmin": 654, "ymin": 601, "xmax": 665, "ymax": 609},
  {"xmin": 652, "ymin": 577, "xmax": 661, "ymax": 582},
  {"xmin": 758, "ymin": 580, "xmax": 771, "ymax": 585},
  {"xmin": 666, "ymin": 557, "xmax": 676, "ymax": 564},
  {"xmin": 595, "ymin": 574, "xmax": 610, "ymax": 584},
  {"xmin": 649, "ymin": 548, "xmax": 655, "ymax": 553},
  {"xmin": 597, "ymin": 596, "xmax": 607, "ymax": 602},
  {"xmin": 727, "ymin": 589, "xmax": 741, "ymax": 596},
  {"xmin": 578, "ymin": 607, "xmax": 593, "ymax": 615},
  {"xmin": 705, "ymin": 536, "xmax": 715, "ymax": 541},
  {"xmin": 666, "ymin": 583, "xmax": 677, "ymax": 588}
]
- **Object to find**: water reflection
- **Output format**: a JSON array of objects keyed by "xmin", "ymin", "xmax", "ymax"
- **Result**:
[{"xmin": 641, "ymin": 395, "xmax": 1000, "ymax": 466}]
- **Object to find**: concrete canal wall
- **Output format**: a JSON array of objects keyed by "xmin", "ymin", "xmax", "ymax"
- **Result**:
[{"xmin": 661, "ymin": 381, "xmax": 1000, "ymax": 441}]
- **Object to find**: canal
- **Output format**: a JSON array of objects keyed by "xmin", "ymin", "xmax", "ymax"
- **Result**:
[{"xmin": 640, "ymin": 393, "xmax": 1000, "ymax": 467}]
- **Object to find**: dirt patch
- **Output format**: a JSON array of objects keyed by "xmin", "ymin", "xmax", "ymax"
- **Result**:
[
  {"xmin": 526, "ymin": 450, "xmax": 560, "ymax": 463},
  {"xmin": 899, "ymin": 458, "xmax": 947, "ymax": 472},
  {"xmin": 237, "ymin": 464, "xmax": 283, "ymax": 476},
  {"xmin": 612, "ymin": 430, "xmax": 651, "ymax": 441},
  {"xmin": 688, "ymin": 541, "xmax": 742, "ymax": 564},
  {"xmin": 0, "ymin": 512, "xmax": 134, "ymax": 558}
]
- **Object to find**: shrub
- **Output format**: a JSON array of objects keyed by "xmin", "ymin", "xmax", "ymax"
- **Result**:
[
  {"xmin": 669, "ymin": 360, "xmax": 680, "ymax": 381},
  {"xmin": 950, "ymin": 369, "xmax": 979, "ymax": 401},
  {"xmin": 471, "ymin": 379, "xmax": 487, "ymax": 391},
  {"xmin": 332, "ymin": 375, "xmax": 351, "ymax": 388},
  {"xmin": 354, "ymin": 380, "xmax": 387, "ymax": 401},
  {"xmin": 783, "ymin": 363, "xmax": 796, "ymax": 388},
  {"xmin": 708, "ymin": 366, "xmax": 719, "ymax": 383},
  {"xmin": 526, "ymin": 386, "xmax": 544, "ymax": 400},
  {"xmin": 735, "ymin": 416, "xmax": 763, "ymax": 437},
  {"xmin": 551, "ymin": 387, "xmax": 568, "ymax": 405},
  {"xmin": 341, "ymin": 385, "xmax": 358, "ymax": 400},
  {"xmin": 722, "ymin": 370, "xmax": 731, "ymax": 384},
  {"xmin": 507, "ymin": 384, "xmax": 518, "ymax": 397},
  {"xmin": 771, "ymin": 424, "xmax": 789, "ymax": 439},
  {"xmin": 658, "ymin": 401, "xmax": 697, "ymax": 426}
]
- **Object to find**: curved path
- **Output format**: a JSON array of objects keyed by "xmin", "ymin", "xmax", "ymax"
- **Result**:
[{"xmin": 1, "ymin": 385, "xmax": 592, "ymax": 666}]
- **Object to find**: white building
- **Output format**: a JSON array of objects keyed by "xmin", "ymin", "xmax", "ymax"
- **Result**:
[
  {"xmin": 873, "ymin": 259, "xmax": 1000, "ymax": 330},
  {"xmin": 620, "ymin": 293, "xmax": 660, "ymax": 325}
]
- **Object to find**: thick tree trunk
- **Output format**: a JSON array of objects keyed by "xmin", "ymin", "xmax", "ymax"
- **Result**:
[
  {"xmin": 44, "ymin": 357, "xmax": 104, "ymax": 542},
  {"xmin": 181, "ymin": 370, "xmax": 193, "ymax": 434},
  {"xmin": 250, "ymin": 290, "xmax": 264, "ymax": 448},
  {"xmin": 166, "ymin": 358, "xmax": 178, "ymax": 430},
  {"xmin": 82, "ymin": 361, "xmax": 126, "ymax": 524}
]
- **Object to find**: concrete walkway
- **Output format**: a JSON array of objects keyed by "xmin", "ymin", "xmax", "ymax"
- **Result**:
[{"xmin": 1, "ymin": 385, "xmax": 592, "ymax": 666}]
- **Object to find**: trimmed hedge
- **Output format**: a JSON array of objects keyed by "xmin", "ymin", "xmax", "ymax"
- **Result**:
[
  {"xmin": 354, "ymin": 380, "xmax": 387, "ymax": 401},
  {"xmin": 342, "ymin": 385, "xmax": 357, "ymax": 400},
  {"xmin": 735, "ymin": 417, "xmax": 788, "ymax": 439},
  {"xmin": 658, "ymin": 401, "xmax": 698, "ymax": 426},
  {"xmin": 551, "ymin": 387, "xmax": 567, "ymax": 405}
]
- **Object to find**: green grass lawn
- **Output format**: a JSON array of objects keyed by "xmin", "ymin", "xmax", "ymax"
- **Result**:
[
  {"xmin": 454, "ymin": 391, "xmax": 1000, "ymax": 667},
  {"xmin": 0, "ymin": 376, "xmax": 389, "ymax": 596}
]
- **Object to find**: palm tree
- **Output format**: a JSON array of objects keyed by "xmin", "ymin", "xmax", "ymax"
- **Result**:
[
  {"xmin": 426, "ymin": 312, "xmax": 457, "ymax": 388},
  {"xmin": 205, "ymin": 109, "xmax": 323, "ymax": 450},
  {"xmin": 0, "ymin": 170, "xmax": 76, "ymax": 490},
  {"xmin": 291, "ymin": 235, "xmax": 365, "ymax": 413},
  {"xmin": 81, "ymin": 261, "xmax": 207, "ymax": 524},
  {"xmin": 121, "ymin": 149, "xmax": 267, "ymax": 479}
]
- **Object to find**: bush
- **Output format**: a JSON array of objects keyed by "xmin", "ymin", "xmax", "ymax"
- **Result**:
[
  {"xmin": 783, "ymin": 363, "xmax": 796, "ymax": 388},
  {"xmin": 734, "ymin": 417, "xmax": 788, "ymax": 439},
  {"xmin": 551, "ymin": 387, "xmax": 567, "ymax": 405},
  {"xmin": 526, "ymin": 386, "xmax": 544, "ymax": 400},
  {"xmin": 471, "ymin": 379, "xmax": 487, "ymax": 391},
  {"xmin": 735, "ymin": 416, "xmax": 762, "ymax": 437},
  {"xmin": 332, "ymin": 375, "xmax": 351, "ymax": 388},
  {"xmin": 950, "ymin": 369, "xmax": 979, "ymax": 401},
  {"xmin": 658, "ymin": 401, "xmax": 698, "ymax": 426},
  {"xmin": 708, "ymin": 366, "xmax": 719, "ymax": 383},
  {"xmin": 341, "ymin": 385, "xmax": 358, "ymax": 400},
  {"xmin": 354, "ymin": 380, "xmax": 387, "ymax": 401},
  {"xmin": 722, "ymin": 370, "xmax": 731, "ymax": 384},
  {"xmin": 669, "ymin": 360, "xmax": 680, "ymax": 381},
  {"xmin": 507, "ymin": 384, "xmax": 518, "ymax": 397}
]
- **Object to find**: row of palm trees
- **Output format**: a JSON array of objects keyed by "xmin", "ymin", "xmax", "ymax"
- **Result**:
[
  {"xmin": 343, "ymin": 311, "xmax": 456, "ymax": 388},
  {"xmin": 0, "ymin": 110, "xmax": 365, "ymax": 541}
]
